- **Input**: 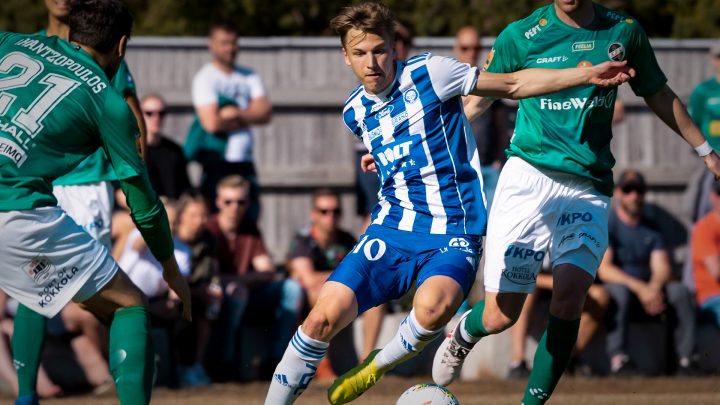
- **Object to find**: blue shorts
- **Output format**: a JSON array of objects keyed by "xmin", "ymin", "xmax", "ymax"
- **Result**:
[{"xmin": 328, "ymin": 225, "xmax": 481, "ymax": 314}]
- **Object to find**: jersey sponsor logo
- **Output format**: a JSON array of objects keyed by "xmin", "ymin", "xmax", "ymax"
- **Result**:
[
  {"xmin": 449, "ymin": 237, "xmax": 470, "ymax": 248},
  {"xmin": 23, "ymin": 255, "xmax": 54, "ymax": 284},
  {"xmin": 539, "ymin": 89, "xmax": 616, "ymax": 111},
  {"xmin": 0, "ymin": 138, "xmax": 27, "ymax": 167},
  {"xmin": 37, "ymin": 266, "xmax": 80, "ymax": 308},
  {"xmin": 376, "ymin": 105, "xmax": 394, "ymax": 120},
  {"xmin": 366, "ymin": 109, "xmax": 409, "ymax": 142},
  {"xmin": 558, "ymin": 211, "xmax": 594, "ymax": 226},
  {"xmin": 606, "ymin": 10, "xmax": 625, "ymax": 21},
  {"xmin": 501, "ymin": 266, "xmax": 537, "ymax": 285},
  {"xmin": 482, "ymin": 48, "xmax": 495, "ymax": 71},
  {"xmin": 607, "ymin": 42, "xmax": 626, "ymax": 61},
  {"xmin": 376, "ymin": 140, "xmax": 412, "ymax": 167},
  {"xmin": 707, "ymin": 97, "xmax": 720, "ymax": 105},
  {"xmin": 524, "ymin": 22, "xmax": 543, "ymax": 39},
  {"xmin": 504, "ymin": 245, "xmax": 546, "ymax": 262},
  {"xmin": 536, "ymin": 55, "xmax": 568, "ymax": 64},
  {"xmin": 577, "ymin": 60, "xmax": 593, "ymax": 67},
  {"xmin": 625, "ymin": 18, "xmax": 634, "ymax": 24},
  {"xmin": 403, "ymin": 88, "xmax": 419, "ymax": 104},
  {"xmin": 572, "ymin": 41, "xmax": 595, "ymax": 52}
]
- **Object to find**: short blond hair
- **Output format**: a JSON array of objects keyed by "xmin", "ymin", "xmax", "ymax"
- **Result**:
[
  {"xmin": 216, "ymin": 175, "xmax": 249, "ymax": 194},
  {"xmin": 330, "ymin": 2, "xmax": 396, "ymax": 47}
]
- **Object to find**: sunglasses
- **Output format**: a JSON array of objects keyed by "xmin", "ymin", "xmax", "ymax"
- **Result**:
[
  {"xmin": 458, "ymin": 45, "xmax": 481, "ymax": 52},
  {"xmin": 620, "ymin": 185, "xmax": 646, "ymax": 194},
  {"xmin": 223, "ymin": 199, "xmax": 247, "ymax": 206},
  {"xmin": 315, "ymin": 207, "xmax": 341, "ymax": 216},
  {"xmin": 143, "ymin": 110, "xmax": 166, "ymax": 118}
]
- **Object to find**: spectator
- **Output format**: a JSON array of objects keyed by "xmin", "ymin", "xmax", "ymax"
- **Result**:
[
  {"xmin": 598, "ymin": 169, "xmax": 698, "ymax": 375},
  {"xmin": 393, "ymin": 18, "xmax": 414, "ymax": 61},
  {"xmin": 453, "ymin": 25, "xmax": 509, "ymax": 208},
  {"xmin": 206, "ymin": 175, "xmax": 302, "ymax": 377},
  {"xmin": 141, "ymin": 94, "xmax": 191, "ymax": 200},
  {"xmin": 287, "ymin": 189, "xmax": 358, "ymax": 379},
  {"xmin": 508, "ymin": 269, "xmax": 609, "ymax": 378},
  {"xmin": 186, "ymin": 21, "xmax": 272, "ymax": 220},
  {"xmin": 687, "ymin": 42, "xmax": 720, "ymax": 222},
  {"xmin": 174, "ymin": 191, "xmax": 219, "ymax": 387},
  {"xmin": 690, "ymin": 181, "xmax": 720, "ymax": 328}
]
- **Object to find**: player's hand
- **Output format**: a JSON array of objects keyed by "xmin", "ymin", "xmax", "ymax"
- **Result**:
[
  {"xmin": 360, "ymin": 153, "xmax": 377, "ymax": 173},
  {"xmin": 588, "ymin": 61, "xmax": 636, "ymax": 87},
  {"xmin": 702, "ymin": 151, "xmax": 720, "ymax": 180},
  {"xmin": 161, "ymin": 257, "xmax": 192, "ymax": 321}
]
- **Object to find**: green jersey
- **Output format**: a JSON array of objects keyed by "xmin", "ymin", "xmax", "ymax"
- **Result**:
[
  {"xmin": 35, "ymin": 29, "xmax": 137, "ymax": 186},
  {"xmin": 0, "ymin": 33, "xmax": 173, "ymax": 261},
  {"xmin": 484, "ymin": 3, "xmax": 666, "ymax": 195},
  {"xmin": 689, "ymin": 77, "xmax": 720, "ymax": 150}
]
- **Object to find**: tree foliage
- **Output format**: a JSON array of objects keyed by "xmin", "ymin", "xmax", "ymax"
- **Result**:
[{"xmin": 0, "ymin": 0, "xmax": 718, "ymax": 38}]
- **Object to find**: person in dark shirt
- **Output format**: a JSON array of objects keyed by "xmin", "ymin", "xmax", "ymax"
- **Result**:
[
  {"xmin": 287, "ymin": 188, "xmax": 358, "ymax": 379},
  {"xmin": 141, "ymin": 94, "xmax": 191, "ymax": 199},
  {"xmin": 598, "ymin": 169, "xmax": 698, "ymax": 375},
  {"xmin": 206, "ymin": 175, "xmax": 302, "ymax": 376}
]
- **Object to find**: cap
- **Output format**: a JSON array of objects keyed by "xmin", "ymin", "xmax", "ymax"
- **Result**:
[
  {"xmin": 710, "ymin": 41, "xmax": 720, "ymax": 57},
  {"xmin": 616, "ymin": 169, "xmax": 646, "ymax": 192}
]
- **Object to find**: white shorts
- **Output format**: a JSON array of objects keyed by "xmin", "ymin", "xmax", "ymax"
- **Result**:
[
  {"xmin": 484, "ymin": 157, "xmax": 610, "ymax": 294},
  {"xmin": 0, "ymin": 207, "xmax": 118, "ymax": 317},
  {"xmin": 53, "ymin": 181, "xmax": 114, "ymax": 249}
]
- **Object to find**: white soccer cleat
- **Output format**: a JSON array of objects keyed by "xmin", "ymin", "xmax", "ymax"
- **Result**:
[{"xmin": 432, "ymin": 310, "xmax": 475, "ymax": 386}]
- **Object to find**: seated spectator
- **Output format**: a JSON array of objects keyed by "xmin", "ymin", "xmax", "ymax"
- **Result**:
[
  {"xmin": 691, "ymin": 181, "xmax": 720, "ymax": 328},
  {"xmin": 286, "ymin": 188, "xmax": 358, "ymax": 379},
  {"xmin": 141, "ymin": 94, "xmax": 191, "ymax": 200},
  {"xmin": 509, "ymin": 269, "xmax": 609, "ymax": 378},
  {"xmin": 0, "ymin": 292, "xmax": 111, "ymax": 397},
  {"xmin": 174, "ymin": 191, "xmax": 220, "ymax": 387},
  {"xmin": 598, "ymin": 169, "xmax": 698, "ymax": 375},
  {"xmin": 206, "ymin": 175, "xmax": 302, "ymax": 378}
]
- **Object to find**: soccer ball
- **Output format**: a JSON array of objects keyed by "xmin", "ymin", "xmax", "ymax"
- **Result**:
[{"xmin": 396, "ymin": 383, "xmax": 460, "ymax": 405}]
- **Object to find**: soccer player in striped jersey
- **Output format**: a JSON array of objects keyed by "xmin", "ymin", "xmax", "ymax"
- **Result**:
[
  {"xmin": 432, "ymin": 1, "xmax": 720, "ymax": 404},
  {"xmin": 264, "ymin": 3, "xmax": 632, "ymax": 404}
]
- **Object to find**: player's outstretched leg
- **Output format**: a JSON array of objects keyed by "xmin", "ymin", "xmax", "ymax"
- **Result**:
[
  {"xmin": 13, "ymin": 305, "xmax": 47, "ymax": 405},
  {"xmin": 433, "ymin": 292, "xmax": 526, "ymax": 386},
  {"xmin": 265, "ymin": 327, "xmax": 329, "ymax": 405},
  {"xmin": 265, "ymin": 281, "xmax": 356, "ymax": 405},
  {"xmin": 521, "ymin": 264, "xmax": 589, "ymax": 405},
  {"xmin": 328, "ymin": 276, "xmax": 457, "ymax": 404},
  {"xmin": 81, "ymin": 270, "xmax": 154, "ymax": 405}
]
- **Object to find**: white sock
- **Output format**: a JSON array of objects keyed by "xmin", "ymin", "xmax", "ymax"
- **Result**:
[
  {"xmin": 265, "ymin": 327, "xmax": 329, "ymax": 405},
  {"xmin": 459, "ymin": 318, "xmax": 482, "ymax": 344},
  {"xmin": 374, "ymin": 309, "xmax": 443, "ymax": 371}
]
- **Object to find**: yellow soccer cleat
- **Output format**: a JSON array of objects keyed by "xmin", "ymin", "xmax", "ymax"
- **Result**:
[{"xmin": 327, "ymin": 349, "xmax": 384, "ymax": 404}]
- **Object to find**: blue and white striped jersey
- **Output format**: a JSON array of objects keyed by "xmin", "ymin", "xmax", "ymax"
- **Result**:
[{"xmin": 343, "ymin": 53, "xmax": 487, "ymax": 237}]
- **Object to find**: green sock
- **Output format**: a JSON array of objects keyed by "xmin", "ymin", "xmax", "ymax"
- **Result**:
[
  {"xmin": 109, "ymin": 306, "xmax": 155, "ymax": 405},
  {"xmin": 12, "ymin": 305, "xmax": 47, "ymax": 398},
  {"xmin": 522, "ymin": 315, "xmax": 580, "ymax": 405},
  {"xmin": 462, "ymin": 300, "xmax": 490, "ymax": 340}
]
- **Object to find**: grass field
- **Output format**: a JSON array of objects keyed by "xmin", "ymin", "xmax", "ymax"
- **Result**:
[{"xmin": 6, "ymin": 375, "xmax": 719, "ymax": 404}]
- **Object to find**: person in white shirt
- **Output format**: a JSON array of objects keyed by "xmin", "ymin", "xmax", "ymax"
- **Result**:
[{"xmin": 189, "ymin": 21, "xmax": 272, "ymax": 220}]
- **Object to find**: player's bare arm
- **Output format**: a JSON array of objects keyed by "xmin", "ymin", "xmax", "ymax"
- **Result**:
[
  {"xmin": 462, "ymin": 95, "xmax": 495, "ymax": 122},
  {"xmin": 125, "ymin": 93, "xmax": 147, "ymax": 158},
  {"xmin": 643, "ymin": 84, "xmax": 720, "ymax": 178},
  {"xmin": 471, "ymin": 60, "xmax": 635, "ymax": 100}
]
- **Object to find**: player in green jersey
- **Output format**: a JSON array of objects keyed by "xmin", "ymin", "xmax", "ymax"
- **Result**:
[
  {"xmin": 0, "ymin": 1, "xmax": 190, "ymax": 405},
  {"xmin": 11, "ymin": 1, "xmax": 148, "ymax": 403},
  {"xmin": 433, "ymin": 1, "xmax": 720, "ymax": 404}
]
